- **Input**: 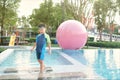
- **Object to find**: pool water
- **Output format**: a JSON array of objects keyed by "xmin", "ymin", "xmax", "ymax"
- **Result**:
[
  {"xmin": 63, "ymin": 50, "xmax": 88, "ymax": 65},
  {"xmin": 0, "ymin": 49, "xmax": 120, "ymax": 80},
  {"xmin": 63, "ymin": 49, "xmax": 120, "ymax": 80},
  {"xmin": 0, "ymin": 49, "xmax": 72, "ymax": 68}
]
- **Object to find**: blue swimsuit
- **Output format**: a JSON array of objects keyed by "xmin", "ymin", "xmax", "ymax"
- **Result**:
[{"xmin": 36, "ymin": 33, "xmax": 51, "ymax": 60}]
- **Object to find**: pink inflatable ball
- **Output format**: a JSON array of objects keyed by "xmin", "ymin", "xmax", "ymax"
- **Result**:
[{"xmin": 56, "ymin": 20, "xmax": 88, "ymax": 50}]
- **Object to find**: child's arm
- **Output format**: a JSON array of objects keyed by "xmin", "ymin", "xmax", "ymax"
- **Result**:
[
  {"xmin": 47, "ymin": 34, "xmax": 51, "ymax": 54},
  {"xmin": 31, "ymin": 42, "xmax": 36, "ymax": 51},
  {"xmin": 48, "ymin": 43, "xmax": 51, "ymax": 54}
]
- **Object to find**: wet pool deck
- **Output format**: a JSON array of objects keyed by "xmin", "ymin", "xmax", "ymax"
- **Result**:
[
  {"xmin": 0, "ymin": 65, "xmax": 105, "ymax": 80},
  {"xmin": 0, "ymin": 47, "xmax": 106, "ymax": 80}
]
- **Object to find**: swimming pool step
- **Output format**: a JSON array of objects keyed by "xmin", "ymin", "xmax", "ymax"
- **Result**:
[
  {"xmin": 0, "ymin": 72, "xmax": 87, "ymax": 80},
  {"xmin": 0, "ymin": 71, "xmax": 106, "ymax": 80},
  {"xmin": 0, "ymin": 65, "xmax": 105, "ymax": 80}
]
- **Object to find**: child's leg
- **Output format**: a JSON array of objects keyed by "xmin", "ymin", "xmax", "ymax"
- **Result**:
[
  {"xmin": 38, "ymin": 60, "xmax": 45, "ymax": 73},
  {"xmin": 38, "ymin": 60, "xmax": 41, "ymax": 70},
  {"xmin": 41, "ymin": 60, "xmax": 45, "ymax": 72}
]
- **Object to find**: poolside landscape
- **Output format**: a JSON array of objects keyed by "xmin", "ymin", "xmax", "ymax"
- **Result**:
[{"xmin": 1, "ymin": 0, "xmax": 120, "ymax": 80}]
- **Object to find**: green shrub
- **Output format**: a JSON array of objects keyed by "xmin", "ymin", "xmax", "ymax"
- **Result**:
[
  {"xmin": 28, "ymin": 37, "xmax": 58, "ymax": 44},
  {"xmin": 50, "ymin": 32, "xmax": 56, "ymax": 37},
  {"xmin": 51, "ymin": 38, "xmax": 57, "ymax": 44},
  {"xmin": 88, "ymin": 37, "xmax": 94, "ymax": 41},
  {"xmin": 87, "ymin": 41, "xmax": 120, "ymax": 48},
  {"xmin": 28, "ymin": 38, "xmax": 36, "ymax": 42},
  {"xmin": 0, "ymin": 48, "xmax": 6, "ymax": 53},
  {"xmin": 0, "ymin": 36, "xmax": 10, "ymax": 45}
]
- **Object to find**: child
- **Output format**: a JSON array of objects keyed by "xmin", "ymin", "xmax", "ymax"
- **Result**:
[{"xmin": 31, "ymin": 24, "xmax": 51, "ymax": 73}]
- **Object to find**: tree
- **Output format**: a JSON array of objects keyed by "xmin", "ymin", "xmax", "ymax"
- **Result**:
[
  {"xmin": 0, "ymin": 0, "xmax": 20, "ymax": 44},
  {"xmin": 30, "ymin": 0, "xmax": 54, "ymax": 27},
  {"xmin": 63, "ymin": 0, "xmax": 95, "ymax": 29},
  {"xmin": 21, "ymin": 16, "xmax": 31, "ymax": 39},
  {"xmin": 94, "ymin": 0, "xmax": 109, "ymax": 41},
  {"xmin": 51, "ymin": 3, "xmax": 63, "ymax": 30},
  {"xmin": 29, "ymin": 0, "xmax": 64, "ymax": 34},
  {"xmin": 116, "ymin": 0, "xmax": 120, "ymax": 14},
  {"xmin": 106, "ymin": 0, "xmax": 117, "ymax": 42},
  {"xmin": 94, "ymin": 0, "xmax": 118, "ymax": 41}
]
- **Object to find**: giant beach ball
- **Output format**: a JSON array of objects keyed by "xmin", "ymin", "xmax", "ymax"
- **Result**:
[{"xmin": 56, "ymin": 20, "xmax": 88, "ymax": 50}]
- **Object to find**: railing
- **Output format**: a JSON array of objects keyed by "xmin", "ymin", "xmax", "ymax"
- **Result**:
[{"xmin": 88, "ymin": 31, "xmax": 120, "ymax": 42}]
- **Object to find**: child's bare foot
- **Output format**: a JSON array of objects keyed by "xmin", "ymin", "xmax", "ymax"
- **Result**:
[
  {"xmin": 40, "ymin": 68, "xmax": 44, "ymax": 73},
  {"xmin": 40, "ymin": 70, "xmax": 43, "ymax": 73}
]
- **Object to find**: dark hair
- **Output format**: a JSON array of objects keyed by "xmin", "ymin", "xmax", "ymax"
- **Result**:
[{"xmin": 38, "ymin": 24, "xmax": 46, "ymax": 28}]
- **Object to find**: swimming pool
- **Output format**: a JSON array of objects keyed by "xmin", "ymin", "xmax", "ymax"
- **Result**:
[
  {"xmin": 0, "ymin": 49, "xmax": 72, "ymax": 68},
  {"xmin": 0, "ymin": 48, "xmax": 120, "ymax": 79},
  {"xmin": 63, "ymin": 49, "xmax": 120, "ymax": 80}
]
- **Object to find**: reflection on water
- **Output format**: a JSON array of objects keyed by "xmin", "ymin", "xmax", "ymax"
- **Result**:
[
  {"xmin": 63, "ymin": 49, "xmax": 88, "ymax": 65},
  {"xmin": 63, "ymin": 49, "xmax": 120, "ymax": 79},
  {"xmin": 93, "ymin": 49, "xmax": 120, "ymax": 79}
]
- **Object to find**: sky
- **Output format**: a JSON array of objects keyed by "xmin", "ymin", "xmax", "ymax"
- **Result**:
[
  {"xmin": 17, "ymin": 0, "xmax": 60, "ymax": 17},
  {"xmin": 17, "ymin": 0, "xmax": 42, "ymax": 17}
]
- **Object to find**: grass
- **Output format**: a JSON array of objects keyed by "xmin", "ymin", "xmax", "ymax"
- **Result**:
[
  {"xmin": 51, "ymin": 44, "xmax": 99, "ymax": 49},
  {"xmin": 0, "ymin": 48, "xmax": 6, "ymax": 53},
  {"xmin": 26, "ymin": 42, "xmax": 99, "ymax": 49},
  {"xmin": 83, "ymin": 46, "xmax": 99, "ymax": 49},
  {"xmin": 26, "ymin": 42, "xmax": 59, "ymax": 47}
]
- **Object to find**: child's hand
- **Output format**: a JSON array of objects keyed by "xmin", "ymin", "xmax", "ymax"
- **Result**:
[{"xmin": 31, "ymin": 48, "xmax": 34, "ymax": 52}]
